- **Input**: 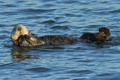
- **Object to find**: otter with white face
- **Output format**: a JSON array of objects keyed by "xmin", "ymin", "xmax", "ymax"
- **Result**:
[
  {"xmin": 11, "ymin": 24, "xmax": 77, "ymax": 47},
  {"xmin": 11, "ymin": 24, "xmax": 107, "ymax": 47},
  {"xmin": 11, "ymin": 24, "xmax": 45, "ymax": 47},
  {"xmin": 11, "ymin": 24, "xmax": 29, "ymax": 41}
]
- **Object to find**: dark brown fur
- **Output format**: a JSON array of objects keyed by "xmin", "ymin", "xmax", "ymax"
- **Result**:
[
  {"xmin": 13, "ymin": 34, "xmax": 77, "ymax": 47},
  {"xmin": 99, "ymin": 27, "xmax": 110, "ymax": 40},
  {"xmin": 80, "ymin": 32, "xmax": 106, "ymax": 44},
  {"xmin": 39, "ymin": 35, "xmax": 78, "ymax": 45},
  {"xmin": 11, "ymin": 24, "xmax": 107, "ymax": 47}
]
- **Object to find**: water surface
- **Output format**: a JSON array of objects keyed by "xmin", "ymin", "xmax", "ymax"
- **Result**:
[{"xmin": 0, "ymin": 0, "xmax": 120, "ymax": 80}]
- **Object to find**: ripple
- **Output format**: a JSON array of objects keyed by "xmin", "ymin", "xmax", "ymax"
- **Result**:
[
  {"xmin": 57, "ymin": 0, "xmax": 78, "ymax": 4},
  {"xmin": 45, "ymin": 46, "xmax": 65, "ymax": 50},
  {"xmin": 93, "ymin": 8, "xmax": 120, "ymax": 15},
  {"xmin": 64, "ymin": 13, "xmax": 81, "ymax": 17},
  {"xmin": 3, "ymin": 39, "xmax": 13, "ymax": 48},
  {"xmin": 19, "ymin": 8, "xmax": 56, "ymax": 14},
  {"xmin": 26, "ymin": 67, "xmax": 51, "ymax": 72},
  {"xmin": 96, "ymin": 73, "xmax": 113, "ymax": 77},
  {"xmin": 42, "ymin": 20, "xmax": 56, "ymax": 24},
  {"xmin": 66, "ymin": 69, "xmax": 94, "ymax": 75},
  {"xmin": 3, "ymin": 4, "xmax": 17, "ymax": 7},
  {"xmin": 0, "ymin": 24, "xmax": 7, "ymax": 27},
  {"xmin": 110, "ymin": 9, "xmax": 120, "ymax": 13},
  {"xmin": 51, "ymin": 25, "xmax": 69, "ymax": 30},
  {"xmin": 0, "ymin": 35, "xmax": 9, "ymax": 40},
  {"xmin": 91, "ymin": 73, "xmax": 120, "ymax": 80},
  {"xmin": 17, "ymin": 16, "xmax": 42, "ymax": 20}
]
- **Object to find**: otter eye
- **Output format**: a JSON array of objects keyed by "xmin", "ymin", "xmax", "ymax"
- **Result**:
[{"xmin": 17, "ymin": 27, "xmax": 21, "ymax": 31}]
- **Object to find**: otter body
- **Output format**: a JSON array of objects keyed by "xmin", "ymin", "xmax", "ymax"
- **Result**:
[
  {"xmin": 80, "ymin": 33, "xmax": 97, "ymax": 42},
  {"xmin": 15, "ymin": 35, "xmax": 77, "ymax": 47},
  {"xmin": 11, "ymin": 24, "xmax": 78, "ymax": 47},
  {"xmin": 39, "ymin": 35, "xmax": 78, "ymax": 45},
  {"xmin": 11, "ymin": 24, "xmax": 108, "ymax": 47}
]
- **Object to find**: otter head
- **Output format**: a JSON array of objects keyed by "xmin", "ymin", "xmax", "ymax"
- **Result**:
[
  {"xmin": 11, "ymin": 24, "xmax": 29, "ymax": 41},
  {"xmin": 99, "ymin": 27, "xmax": 110, "ymax": 40},
  {"xmin": 95, "ymin": 32, "xmax": 107, "ymax": 43},
  {"xmin": 11, "ymin": 24, "xmax": 45, "ymax": 47}
]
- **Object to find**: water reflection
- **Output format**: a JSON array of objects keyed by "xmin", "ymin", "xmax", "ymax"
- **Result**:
[{"xmin": 11, "ymin": 47, "xmax": 37, "ymax": 62}]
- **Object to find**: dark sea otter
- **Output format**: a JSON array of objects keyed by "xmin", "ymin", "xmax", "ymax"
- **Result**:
[
  {"xmin": 11, "ymin": 24, "xmax": 107, "ymax": 47},
  {"xmin": 80, "ymin": 27, "xmax": 110, "ymax": 43},
  {"xmin": 99, "ymin": 27, "xmax": 111, "ymax": 40},
  {"xmin": 80, "ymin": 32, "xmax": 106, "ymax": 43}
]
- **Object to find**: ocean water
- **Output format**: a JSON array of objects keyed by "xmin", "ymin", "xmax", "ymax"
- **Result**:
[{"xmin": 0, "ymin": 0, "xmax": 120, "ymax": 80}]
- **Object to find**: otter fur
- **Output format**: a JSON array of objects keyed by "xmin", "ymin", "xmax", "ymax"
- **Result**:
[
  {"xmin": 80, "ymin": 32, "xmax": 106, "ymax": 43},
  {"xmin": 99, "ymin": 27, "xmax": 111, "ymax": 40},
  {"xmin": 11, "ymin": 24, "xmax": 107, "ymax": 47},
  {"xmin": 11, "ymin": 24, "xmax": 77, "ymax": 47}
]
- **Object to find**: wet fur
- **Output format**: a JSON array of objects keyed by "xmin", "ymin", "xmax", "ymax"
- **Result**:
[
  {"xmin": 12, "ymin": 34, "xmax": 45, "ymax": 47},
  {"xmin": 99, "ymin": 27, "xmax": 110, "ymax": 40},
  {"xmin": 39, "ymin": 35, "xmax": 78, "ymax": 45},
  {"xmin": 80, "ymin": 33, "xmax": 97, "ymax": 42},
  {"xmin": 11, "ymin": 24, "xmax": 107, "ymax": 47},
  {"xmin": 80, "ymin": 32, "xmax": 106, "ymax": 44},
  {"xmin": 13, "ymin": 34, "xmax": 77, "ymax": 47}
]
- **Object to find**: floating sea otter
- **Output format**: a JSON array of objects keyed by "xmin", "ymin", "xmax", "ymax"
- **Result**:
[
  {"xmin": 11, "ymin": 24, "xmax": 107, "ymax": 47},
  {"xmin": 80, "ymin": 27, "xmax": 110, "ymax": 43},
  {"xmin": 11, "ymin": 24, "xmax": 77, "ymax": 47},
  {"xmin": 99, "ymin": 27, "xmax": 111, "ymax": 40},
  {"xmin": 80, "ymin": 32, "xmax": 106, "ymax": 43}
]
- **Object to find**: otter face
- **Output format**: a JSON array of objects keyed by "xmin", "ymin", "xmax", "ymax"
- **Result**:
[
  {"xmin": 11, "ymin": 24, "xmax": 45, "ymax": 47},
  {"xmin": 95, "ymin": 32, "xmax": 106, "ymax": 43},
  {"xmin": 11, "ymin": 24, "xmax": 29, "ymax": 41},
  {"xmin": 99, "ymin": 27, "xmax": 110, "ymax": 40}
]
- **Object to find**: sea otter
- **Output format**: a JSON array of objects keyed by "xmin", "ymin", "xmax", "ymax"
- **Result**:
[
  {"xmin": 11, "ymin": 24, "xmax": 46, "ymax": 47},
  {"xmin": 11, "ymin": 24, "xmax": 77, "ymax": 47},
  {"xmin": 11, "ymin": 24, "xmax": 107, "ymax": 47},
  {"xmin": 80, "ymin": 32, "xmax": 106, "ymax": 43},
  {"xmin": 99, "ymin": 27, "xmax": 111, "ymax": 40}
]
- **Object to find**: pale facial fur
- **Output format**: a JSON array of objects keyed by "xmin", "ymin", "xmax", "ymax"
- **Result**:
[{"xmin": 11, "ymin": 24, "xmax": 29, "ymax": 40}]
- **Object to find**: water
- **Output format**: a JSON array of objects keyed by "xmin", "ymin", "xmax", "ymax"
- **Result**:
[{"xmin": 0, "ymin": 0, "xmax": 120, "ymax": 80}]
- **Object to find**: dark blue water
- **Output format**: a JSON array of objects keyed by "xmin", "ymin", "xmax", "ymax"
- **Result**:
[{"xmin": 1, "ymin": 0, "xmax": 120, "ymax": 80}]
